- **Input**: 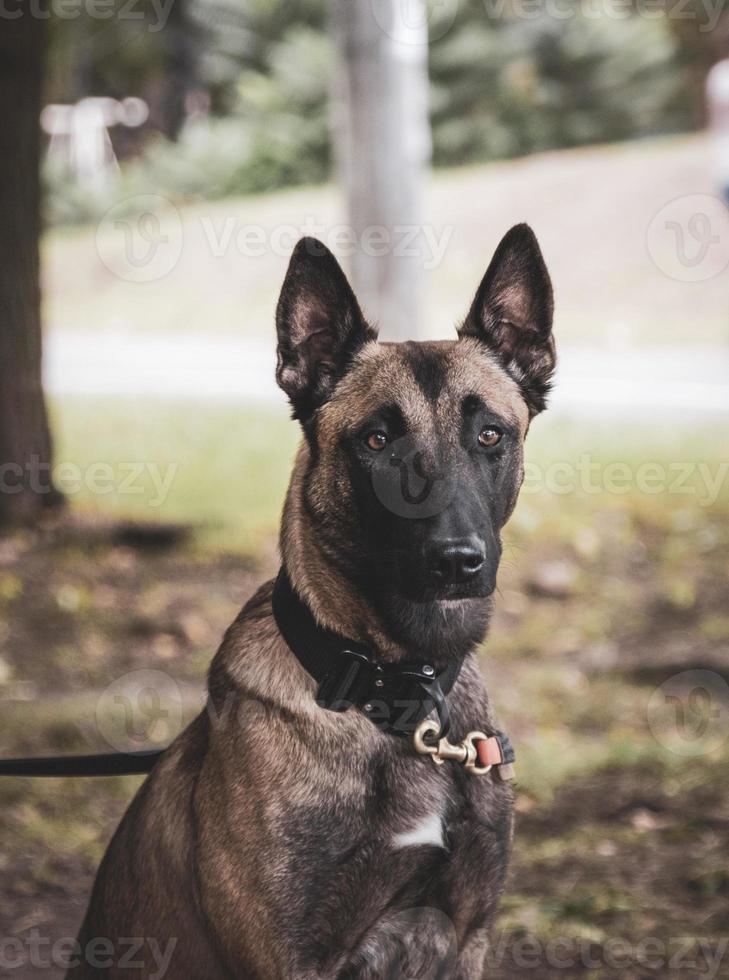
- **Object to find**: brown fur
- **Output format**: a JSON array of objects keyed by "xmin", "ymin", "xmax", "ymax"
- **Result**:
[{"xmin": 70, "ymin": 581, "xmax": 513, "ymax": 978}]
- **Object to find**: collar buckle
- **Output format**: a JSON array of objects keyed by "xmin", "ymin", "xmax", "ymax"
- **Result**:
[
  {"xmin": 273, "ymin": 567, "xmax": 462, "ymax": 739},
  {"xmin": 316, "ymin": 649, "xmax": 374, "ymax": 711},
  {"xmin": 316, "ymin": 652, "xmax": 452, "ymax": 737}
]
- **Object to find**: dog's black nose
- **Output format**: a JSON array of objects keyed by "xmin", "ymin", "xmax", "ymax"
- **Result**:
[{"xmin": 426, "ymin": 537, "xmax": 486, "ymax": 586}]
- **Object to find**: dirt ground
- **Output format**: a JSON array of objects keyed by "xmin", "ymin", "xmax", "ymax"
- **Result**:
[{"xmin": 1, "ymin": 503, "xmax": 728, "ymax": 979}]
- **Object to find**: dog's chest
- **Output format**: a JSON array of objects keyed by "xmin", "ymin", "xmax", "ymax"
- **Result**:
[
  {"xmin": 279, "ymin": 745, "xmax": 459, "ymax": 865},
  {"xmin": 391, "ymin": 805, "xmax": 446, "ymax": 849},
  {"xmin": 269, "ymin": 743, "xmax": 497, "ymax": 968},
  {"xmin": 384, "ymin": 756, "xmax": 454, "ymax": 851},
  {"xmin": 266, "ymin": 731, "xmax": 512, "ymax": 964}
]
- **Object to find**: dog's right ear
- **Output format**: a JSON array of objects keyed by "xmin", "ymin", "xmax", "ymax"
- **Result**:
[{"xmin": 275, "ymin": 237, "xmax": 376, "ymax": 421}]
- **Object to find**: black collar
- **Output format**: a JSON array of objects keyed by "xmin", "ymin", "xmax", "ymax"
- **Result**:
[{"xmin": 272, "ymin": 568, "xmax": 463, "ymax": 738}]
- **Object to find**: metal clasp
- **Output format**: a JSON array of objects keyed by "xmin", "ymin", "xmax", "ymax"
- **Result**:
[{"xmin": 413, "ymin": 719, "xmax": 493, "ymax": 776}]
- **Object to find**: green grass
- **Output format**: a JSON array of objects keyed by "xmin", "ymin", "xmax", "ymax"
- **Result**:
[
  {"xmin": 51, "ymin": 394, "xmax": 729, "ymax": 556},
  {"xmin": 4, "ymin": 396, "xmax": 728, "ymax": 973},
  {"xmin": 51, "ymin": 395, "xmax": 300, "ymax": 552},
  {"xmin": 48, "ymin": 392, "xmax": 729, "ymax": 807}
]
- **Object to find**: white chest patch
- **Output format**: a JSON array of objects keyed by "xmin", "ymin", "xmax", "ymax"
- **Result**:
[{"xmin": 392, "ymin": 811, "xmax": 445, "ymax": 850}]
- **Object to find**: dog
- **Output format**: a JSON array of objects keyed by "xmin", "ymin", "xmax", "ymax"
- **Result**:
[{"xmin": 68, "ymin": 224, "xmax": 555, "ymax": 979}]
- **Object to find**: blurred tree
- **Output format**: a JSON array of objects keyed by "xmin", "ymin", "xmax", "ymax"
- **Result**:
[
  {"xmin": 664, "ymin": 2, "xmax": 729, "ymax": 126},
  {"xmin": 331, "ymin": 0, "xmax": 431, "ymax": 339},
  {"xmin": 47, "ymin": 0, "xmax": 203, "ymax": 143},
  {"xmin": 0, "ymin": 14, "xmax": 61, "ymax": 526},
  {"xmin": 43, "ymin": 0, "xmax": 705, "ymax": 225},
  {"xmin": 155, "ymin": 0, "xmax": 202, "ymax": 139},
  {"xmin": 429, "ymin": 4, "xmax": 687, "ymax": 164},
  {"xmin": 48, "ymin": 6, "xmax": 164, "ymax": 106}
]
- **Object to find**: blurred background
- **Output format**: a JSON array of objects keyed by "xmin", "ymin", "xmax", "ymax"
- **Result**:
[{"xmin": 1, "ymin": 1, "xmax": 729, "ymax": 977}]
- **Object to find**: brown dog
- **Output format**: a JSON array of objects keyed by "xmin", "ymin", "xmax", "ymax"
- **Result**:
[{"xmin": 69, "ymin": 225, "xmax": 555, "ymax": 979}]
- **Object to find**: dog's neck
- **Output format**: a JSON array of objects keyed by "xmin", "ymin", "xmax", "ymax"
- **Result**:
[{"xmin": 280, "ymin": 469, "xmax": 407, "ymax": 662}]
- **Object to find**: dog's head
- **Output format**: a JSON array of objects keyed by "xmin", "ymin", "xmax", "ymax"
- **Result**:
[{"xmin": 276, "ymin": 227, "xmax": 554, "ymax": 661}]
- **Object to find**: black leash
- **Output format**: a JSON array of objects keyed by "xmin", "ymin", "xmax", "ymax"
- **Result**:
[
  {"xmin": 0, "ymin": 750, "xmax": 162, "ymax": 777},
  {"xmin": 0, "ymin": 568, "xmax": 465, "ymax": 776}
]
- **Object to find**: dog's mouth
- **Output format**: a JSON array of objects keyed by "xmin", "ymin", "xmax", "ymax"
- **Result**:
[
  {"xmin": 370, "ymin": 575, "xmax": 495, "ymax": 660},
  {"xmin": 401, "ymin": 578, "xmax": 496, "ymax": 604}
]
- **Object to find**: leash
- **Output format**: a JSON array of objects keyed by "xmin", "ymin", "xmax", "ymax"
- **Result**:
[
  {"xmin": 0, "ymin": 569, "xmax": 515, "ymax": 780},
  {"xmin": 0, "ymin": 750, "xmax": 162, "ymax": 777}
]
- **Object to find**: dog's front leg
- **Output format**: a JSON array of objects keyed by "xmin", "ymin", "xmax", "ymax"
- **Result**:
[
  {"xmin": 452, "ymin": 926, "xmax": 492, "ymax": 980},
  {"xmin": 288, "ymin": 971, "xmax": 335, "ymax": 980},
  {"xmin": 337, "ymin": 906, "xmax": 458, "ymax": 980}
]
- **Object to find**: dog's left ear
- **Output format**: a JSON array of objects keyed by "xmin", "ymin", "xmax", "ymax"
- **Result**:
[
  {"xmin": 458, "ymin": 223, "xmax": 555, "ymax": 415},
  {"xmin": 276, "ymin": 237, "xmax": 377, "ymax": 421}
]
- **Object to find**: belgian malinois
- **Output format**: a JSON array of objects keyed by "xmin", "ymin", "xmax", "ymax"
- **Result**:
[{"xmin": 69, "ymin": 224, "xmax": 555, "ymax": 979}]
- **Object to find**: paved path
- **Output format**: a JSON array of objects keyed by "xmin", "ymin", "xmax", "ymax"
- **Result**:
[{"xmin": 44, "ymin": 331, "xmax": 729, "ymax": 416}]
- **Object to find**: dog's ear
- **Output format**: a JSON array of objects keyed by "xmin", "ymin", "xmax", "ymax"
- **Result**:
[
  {"xmin": 458, "ymin": 224, "xmax": 555, "ymax": 415},
  {"xmin": 275, "ymin": 237, "xmax": 376, "ymax": 420}
]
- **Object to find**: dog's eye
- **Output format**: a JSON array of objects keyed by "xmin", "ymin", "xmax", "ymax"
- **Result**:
[
  {"xmin": 365, "ymin": 431, "xmax": 388, "ymax": 451},
  {"xmin": 478, "ymin": 427, "xmax": 503, "ymax": 449}
]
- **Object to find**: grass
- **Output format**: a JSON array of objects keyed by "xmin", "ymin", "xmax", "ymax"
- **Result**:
[
  {"xmin": 51, "ymin": 395, "xmax": 299, "ymax": 553},
  {"xmin": 50, "ymin": 394, "xmax": 729, "ymax": 553},
  {"xmin": 47, "ymin": 395, "xmax": 729, "ymax": 801}
]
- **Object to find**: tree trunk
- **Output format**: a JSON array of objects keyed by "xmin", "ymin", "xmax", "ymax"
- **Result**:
[
  {"xmin": 331, "ymin": 0, "xmax": 431, "ymax": 340},
  {"xmin": 158, "ymin": 0, "xmax": 199, "ymax": 140},
  {"xmin": 0, "ymin": 13, "xmax": 60, "ymax": 526}
]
